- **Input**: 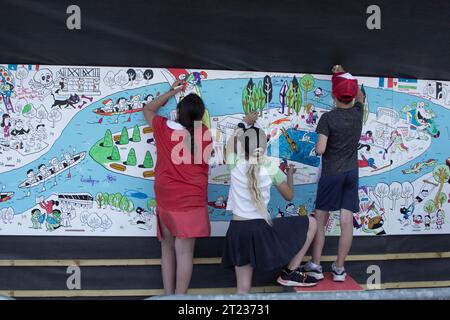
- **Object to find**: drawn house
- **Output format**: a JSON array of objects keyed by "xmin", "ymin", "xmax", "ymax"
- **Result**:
[
  {"xmin": 57, "ymin": 193, "xmax": 94, "ymax": 209},
  {"xmin": 58, "ymin": 67, "xmax": 101, "ymax": 95}
]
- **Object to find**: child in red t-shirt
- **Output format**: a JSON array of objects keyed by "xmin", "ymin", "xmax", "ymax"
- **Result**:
[{"xmin": 143, "ymin": 80, "xmax": 212, "ymax": 295}]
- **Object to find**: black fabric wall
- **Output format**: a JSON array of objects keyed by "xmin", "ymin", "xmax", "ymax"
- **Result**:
[{"xmin": 1, "ymin": 0, "xmax": 449, "ymax": 79}]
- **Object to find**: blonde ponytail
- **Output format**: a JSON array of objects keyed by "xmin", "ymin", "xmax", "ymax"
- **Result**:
[{"xmin": 247, "ymin": 149, "xmax": 272, "ymax": 225}]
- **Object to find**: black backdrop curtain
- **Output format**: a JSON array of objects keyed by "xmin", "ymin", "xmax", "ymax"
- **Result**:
[{"xmin": 1, "ymin": 0, "xmax": 449, "ymax": 80}]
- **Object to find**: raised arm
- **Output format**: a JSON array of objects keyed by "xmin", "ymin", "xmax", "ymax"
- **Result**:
[
  {"xmin": 276, "ymin": 165, "xmax": 295, "ymax": 201},
  {"xmin": 332, "ymin": 64, "xmax": 365, "ymax": 104},
  {"xmin": 143, "ymin": 80, "xmax": 184, "ymax": 127},
  {"xmin": 225, "ymin": 111, "xmax": 259, "ymax": 156}
]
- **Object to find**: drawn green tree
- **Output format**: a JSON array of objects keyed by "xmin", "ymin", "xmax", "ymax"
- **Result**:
[
  {"xmin": 286, "ymin": 82, "xmax": 295, "ymax": 116},
  {"xmin": 125, "ymin": 148, "xmax": 137, "ymax": 166},
  {"xmin": 433, "ymin": 165, "xmax": 450, "ymax": 206},
  {"xmin": 300, "ymin": 74, "xmax": 315, "ymax": 106},
  {"xmin": 147, "ymin": 199, "xmax": 157, "ymax": 211},
  {"xmin": 242, "ymin": 87, "xmax": 250, "ymax": 114},
  {"xmin": 110, "ymin": 146, "xmax": 121, "ymax": 161},
  {"xmin": 103, "ymin": 129, "xmax": 113, "ymax": 147},
  {"xmin": 96, "ymin": 193, "xmax": 104, "ymax": 208},
  {"xmin": 250, "ymin": 87, "xmax": 258, "ymax": 113},
  {"xmin": 119, "ymin": 196, "xmax": 129, "ymax": 212},
  {"xmin": 131, "ymin": 125, "xmax": 141, "ymax": 142},
  {"xmin": 119, "ymin": 127, "xmax": 129, "ymax": 145},
  {"xmin": 102, "ymin": 193, "xmax": 110, "ymax": 207},
  {"xmin": 257, "ymin": 81, "xmax": 265, "ymax": 116},
  {"xmin": 423, "ymin": 199, "xmax": 437, "ymax": 216},
  {"xmin": 142, "ymin": 151, "xmax": 154, "ymax": 168}
]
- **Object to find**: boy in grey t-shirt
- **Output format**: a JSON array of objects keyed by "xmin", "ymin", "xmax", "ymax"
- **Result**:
[{"xmin": 300, "ymin": 65, "xmax": 365, "ymax": 282}]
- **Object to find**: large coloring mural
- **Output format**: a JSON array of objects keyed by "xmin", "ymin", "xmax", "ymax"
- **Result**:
[{"xmin": 0, "ymin": 64, "xmax": 449, "ymax": 236}]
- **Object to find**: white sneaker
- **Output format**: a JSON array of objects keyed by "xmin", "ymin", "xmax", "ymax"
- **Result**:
[
  {"xmin": 298, "ymin": 261, "xmax": 324, "ymax": 280},
  {"xmin": 331, "ymin": 262, "xmax": 347, "ymax": 282}
]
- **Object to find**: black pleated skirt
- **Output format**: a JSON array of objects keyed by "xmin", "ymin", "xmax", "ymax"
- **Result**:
[{"xmin": 221, "ymin": 216, "xmax": 310, "ymax": 271}]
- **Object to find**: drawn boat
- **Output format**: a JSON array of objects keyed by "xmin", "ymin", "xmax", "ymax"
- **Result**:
[
  {"xmin": 208, "ymin": 200, "xmax": 227, "ymax": 209},
  {"xmin": 18, "ymin": 152, "xmax": 86, "ymax": 188},
  {"xmin": 93, "ymin": 107, "xmax": 143, "ymax": 116},
  {"xmin": 0, "ymin": 192, "xmax": 14, "ymax": 202}
]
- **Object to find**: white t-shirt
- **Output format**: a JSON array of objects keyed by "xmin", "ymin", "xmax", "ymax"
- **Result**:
[{"xmin": 226, "ymin": 153, "xmax": 287, "ymax": 220}]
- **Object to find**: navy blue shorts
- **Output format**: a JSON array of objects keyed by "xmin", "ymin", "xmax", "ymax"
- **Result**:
[{"xmin": 315, "ymin": 168, "xmax": 359, "ymax": 213}]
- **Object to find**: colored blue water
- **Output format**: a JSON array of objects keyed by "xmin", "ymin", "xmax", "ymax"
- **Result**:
[
  {"xmin": 267, "ymin": 129, "xmax": 320, "ymax": 167},
  {"xmin": 1, "ymin": 77, "xmax": 448, "ymax": 222}
]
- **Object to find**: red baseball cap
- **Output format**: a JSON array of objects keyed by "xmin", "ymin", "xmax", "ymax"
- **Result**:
[{"xmin": 332, "ymin": 72, "xmax": 358, "ymax": 102}]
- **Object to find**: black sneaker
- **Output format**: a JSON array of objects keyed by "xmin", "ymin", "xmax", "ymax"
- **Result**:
[{"xmin": 277, "ymin": 269, "xmax": 318, "ymax": 287}]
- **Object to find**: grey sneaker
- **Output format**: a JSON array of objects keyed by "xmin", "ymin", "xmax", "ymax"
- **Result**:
[
  {"xmin": 331, "ymin": 262, "xmax": 347, "ymax": 282},
  {"xmin": 298, "ymin": 261, "xmax": 324, "ymax": 280}
]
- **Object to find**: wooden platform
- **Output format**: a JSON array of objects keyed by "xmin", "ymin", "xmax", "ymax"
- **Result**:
[{"xmin": 294, "ymin": 272, "xmax": 363, "ymax": 292}]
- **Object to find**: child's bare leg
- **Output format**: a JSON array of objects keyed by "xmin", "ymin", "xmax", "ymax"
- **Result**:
[
  {"xmin": 336, "ymin": 209, "xmax": 353, "ymax": 268},
  {"xmin": 174, "ymin": 237, "xmax": 196, "ymax": 294},
  {"xmin": 287, "ymin": 216, "xmax": 317, "ymax": 270},
  {"xmin": 312, "ymin": 210, "xmax": 329, "ymax": 265},
  {"xmin": 235, "ymin": 264, "xmax": 253, "ymax": 294},
  {"xmin": 160, "ymin": 220, "xmax": 176, "ymax": 295}
]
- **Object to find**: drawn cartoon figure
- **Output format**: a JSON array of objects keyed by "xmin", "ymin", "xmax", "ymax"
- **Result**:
[
  {"xmin": 360, "ymin": 203, "xmax": 386, "ymax": 235},
  {"xmin": 304, "ymin": 104, "xmax": 318, "ymax": 125},
  {"xmin": 360, "ymin": 130, "xmax": 374, "ymax": 144},
  {"xmin": 24, "ymin": 169, "xmax": 37, "ymax": 186},
  {"xmin": 10, "ymin": 119, "xmax": 30, "ymax": 149},
  {"xmin": 436, "ymin": 209, "xmax": 444, "ymax": 230},
  {"xmin": 62, "ymin": 152, "xmax": 75, "ymax": 167},
  {"xmin": 31, "ymin": 208, "xmax": 45, "ymax": 229},
  {"xmin": 28, "ymin": 68, "xmax": 55, "ymax": 100},
  {"xmin": 285, "ymin": 203, "xmax": 296, "ymax": 217},
  {"xmin": 114, "ymin": 97, "xmax": 128, "ymax": 112},
  {"xmin": 35, "ymin": 124, "xmax": 47, "ymax": 141},
  {"xmin": 399, "ymin": 202, "xmax": 415, "ymax": 227},
  {"xmin": 424, "ymin": 215, "xmax": 431, "ymax": 230},
  {"xmin": 61, "ymin": 202, "xmax": 76, "ymax": 227},
  {"xmin": 129, "ymin": 95, "xmax": 141, "ymax": 110},
  {"xmin": 101, "ymin": 98, "xmax": 114, "ymax": 112},
  {"xmin": 412, "ymin": 214, "xmax": 423, "ymax": 229},
  {"xmin": 49, "ymin": 157, "xmax": 63, "ymax": 174},
  {"xmin": 313, "ymin": 87, "xmax": 324, "ymax": 99},
  {"xmin": 402, "ymin": 101, "xmax": 440, "ymax": 140},
  {"xmin": 276, "ymin": 206, "xmax": 285, "ymax": 218},
  {"xmin": 37, "ymin": 164, "xmax": 51, "ymax": 180},
  {"xmin": 1, "ymin": 113, "xmax": 11, "ymax": 139},
  {"xmin": 39, "ymin": 199, "xmax": 59, "ymax": 214},
  {"xmin": 46, "ymin": 209, "xmax": 62, "ymax": 231},
  {"xmin": 389, "ymin": 130, "xmax": 408, "ymax": 153},
  {"xmin": 358, "ymin": 154, "xmax": 377, "ymax": 169},
  {"xmin": 142, "ymin": 94, "xmax": 154, "ymax": 108}
]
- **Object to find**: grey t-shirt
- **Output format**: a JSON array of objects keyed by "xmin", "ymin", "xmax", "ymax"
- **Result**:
[{"xmin": 315, "ymin": 102, "xmax": 364, "ymax": 176}]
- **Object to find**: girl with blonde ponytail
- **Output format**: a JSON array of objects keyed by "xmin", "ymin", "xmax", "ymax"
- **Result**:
[{"xmin": 222, "ymin": 112, "xmax": 318, "ymax": 293}]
